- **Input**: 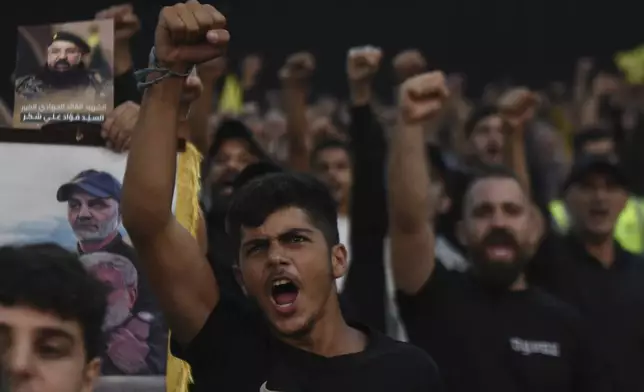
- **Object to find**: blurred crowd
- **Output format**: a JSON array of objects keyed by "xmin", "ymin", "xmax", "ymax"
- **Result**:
[{"xmin": 1, "ymin": 2, "xmax": 644, "ymax": 392}]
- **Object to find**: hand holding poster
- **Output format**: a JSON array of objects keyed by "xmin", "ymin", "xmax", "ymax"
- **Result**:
[{"xmin": 13, "ymin": 19, "xmax": 114, "ymax": 129}]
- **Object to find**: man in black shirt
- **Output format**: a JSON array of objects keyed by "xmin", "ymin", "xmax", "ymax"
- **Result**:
[
  {"xmin": 387, "ymin": 72, "xmax": 610, "ymax": 392},
  {"xmin": 530, "ymin": 154, "xmax": 644, "ymax": 391},
  {"xmin": 121, "ymin": 3, "xmax": 442, "ymax": 391}
]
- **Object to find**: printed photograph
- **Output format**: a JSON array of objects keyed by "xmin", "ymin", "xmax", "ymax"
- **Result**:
[
  {"xmin": 0, "ymin": 143, "xmax": 167, "ymax": 376},
  {"xmin": 13, "ymin": 19, "xmax": 114, "ymax": 129}
]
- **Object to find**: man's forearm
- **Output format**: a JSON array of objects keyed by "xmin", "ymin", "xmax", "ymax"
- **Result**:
[
  {"xmin": 122, "ymin": 77, "xmax": 184, "ymax": 238},
  {"xmin": 388, "ymin": 121, "xmax": 433, "ymax": 230},
  {"xmin": 284, "ymin": 86, "xmax": 310, "ymax": 171}
]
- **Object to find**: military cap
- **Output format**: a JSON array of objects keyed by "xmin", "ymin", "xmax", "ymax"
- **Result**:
[{"xmin": 52, "ymin": 31, "xmax": 91, "ymax": 54}]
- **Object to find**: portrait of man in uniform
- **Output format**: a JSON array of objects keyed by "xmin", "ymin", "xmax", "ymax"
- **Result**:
[
  {"xmin": 15, "ymin": 31, "xmax": 109, "ymax": 99},
  {"xmin": 12, "ymin": 19, "xmax": 114, "ymax": 128}
]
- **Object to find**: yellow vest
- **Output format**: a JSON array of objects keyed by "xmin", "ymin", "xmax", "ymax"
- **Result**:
[{"xmin": 549, "ymin": 198, "xmax": 644, "ymax": 254}]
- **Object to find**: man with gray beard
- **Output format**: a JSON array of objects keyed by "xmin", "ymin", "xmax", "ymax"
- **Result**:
[
  {"xmin": 80, "ymin": 252, "xmax": 166, "ymax": 375},
  {"xmin": 56, "ymin": 169, "xmax": 162, "ymax": 334}
]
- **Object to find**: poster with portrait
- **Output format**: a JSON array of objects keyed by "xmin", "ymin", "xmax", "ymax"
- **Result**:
[
  {"xmin": 13, "ymin": 19, "xmax": 114, "ymax": 129},
  {"xmin": 0, "ymin": 143, "xmax": 169, "ymax": 377}
]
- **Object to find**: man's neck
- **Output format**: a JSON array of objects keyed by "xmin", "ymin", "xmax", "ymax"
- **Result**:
[
  {"xmin": 337, "ymin": 198, "xmax": 349, "ymax": 217},
  {"xmin": 79, "ymin": 232, "xmax": 118, "ymax": 253},
  {"xmin": 282, "ymin": 295, "xmax": 366, "ymax": 357},
  {"xmin": 583, "ymin": 238, "xmax": 615, "ymax": 268}
]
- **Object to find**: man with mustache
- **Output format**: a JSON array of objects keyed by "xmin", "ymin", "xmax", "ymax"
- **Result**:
[
  {"xmin": 388, "ymin": 72, "xmax": 610, "ymax": 391},
  {"xmin": 56, "ymin": 169, "xmax": 158, "ymax": 319},
  {"xmin": 16, "ymin": 31, "xmax": 107, "ymax": 99},
  {"xmin": 310, "ymin": 138, "xmax": 354, "ymax": 291},
  {"xmin": 80, "ymin": 252, "xmax": 166, "ymax": 375},
  {"xmin": 201, "ymin": 119, "xmax": 271, "ymax": 297},
  {"xmin": 530, "ymin": 153, "xmax": 644, "ymax": 391}
]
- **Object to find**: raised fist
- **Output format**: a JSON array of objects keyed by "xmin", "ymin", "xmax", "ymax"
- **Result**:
[
  {"xmin": 347, "ymin": 46, "xmax": 382, "ymax": 83},
  {"xmin": 398, "ymin": 71, "xmax": 449, "ymax": 124},
  {"xmin": 155, "ymin": 0, "xmax": 229, "ymax": 72},
  {"xmin": 96, "ymin": 4, "xmax": 140, "ymax": 42},
  {"xmin": 393, "ymin": 49, "xmax": 428, "ymax": 82},
  {"xmin": 497, "ymin": 87, "xmax": 539, "ymax": 129},
  {"xmin": 279, "ymin": 52, "xmax": 315, "ymax": 85}
]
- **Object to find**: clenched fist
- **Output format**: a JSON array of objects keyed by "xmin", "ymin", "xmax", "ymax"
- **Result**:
[
  {"xmin": 155, "ymin": 0, "xmax": 229, "ymax": 72},
  {"xmin": 279, "ymin": 52, "xmax": 315, "ymax": 86},
  {"xmin": 96, "ymin": 4, "xmax": 140, "ymax": 42},
  {"xmin": 497, "ymin": 87, "xmax": 539, "ymax": 130},
  {"xmin": 393, "ymin": 49, "xmax": 428, "ymax": 83},
  {"xmin": 398, "ymin": 71, "xmax": 449, "ymax": 124},
  {"xmin": 347, "ymin": 46, "xmax": 382, "ymax": 83}
]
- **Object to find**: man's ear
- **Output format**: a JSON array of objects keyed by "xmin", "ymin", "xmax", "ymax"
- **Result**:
[
  {"xmin": 80, "ymin": 357, "xmax": 101, "ymax": 392},
  {"xmin": 233, "ymin": 264, "xmax": 248, "ymax": 296},
  {"xmin": 330, "ymin": 244, "xmax": 349, "ymax": 280}
]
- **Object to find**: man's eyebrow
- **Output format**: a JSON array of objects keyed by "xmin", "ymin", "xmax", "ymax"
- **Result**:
[
  {"xmin": 37, "ymin": 327, "xmax": 75, "ymax": 343},
  {"xmin": 280, "ymin": 228, "xmax": 315, "ymax": 236},
  {"xmin": 241, "ymin": 228, "xmax": 315, "ymax": 247}
]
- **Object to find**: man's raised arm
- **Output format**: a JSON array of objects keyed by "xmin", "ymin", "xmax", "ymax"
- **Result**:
[
  {"xmin": 121, "ymin": 0, "xmax": 229, "ymax": 345},
  {"xmin": 387, "ymin": 72, "xmax": 449, "ymax": 295}
]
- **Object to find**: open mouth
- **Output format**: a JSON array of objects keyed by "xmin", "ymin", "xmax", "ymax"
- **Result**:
[
  {"xmin": 589, "ymin": 208, "xmax": 609, "ymax": 219},
  {"xmin": 271, "ymin": 278, "xmax": 299, "ymax": 309},
  {"xmin": 485, "ymin": 245, "xmax": 515, "ymax": 260}
]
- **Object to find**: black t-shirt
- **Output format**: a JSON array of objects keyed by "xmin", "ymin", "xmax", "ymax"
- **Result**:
[
  {"xmin": 529, "ymin": 233, "xmax": 644, "ymax": 391},
  {"xmin": 396, "ymin": 263, "xmax": 611, "ymax": 392},
  {"xmin": 173, "ymin": 294, "xmax": 443, "ymax": 392}
]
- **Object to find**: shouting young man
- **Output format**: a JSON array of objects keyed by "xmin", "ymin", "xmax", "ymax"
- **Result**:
[{"xmin": 121, "ymin": 1, "xmax": 441, "ymax": 391}]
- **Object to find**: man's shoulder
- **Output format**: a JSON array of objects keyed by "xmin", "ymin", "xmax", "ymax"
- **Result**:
[
  {"xmin": 366, "ymin": 328, "xmax": 436, "ymax": 365},
  {"xmin": 525, "ymin": 287, "xmax": 584, "ymax": 323},
  {"xmin": 365, "ymin": 332, "xmax": 443, "ymax": 386}
]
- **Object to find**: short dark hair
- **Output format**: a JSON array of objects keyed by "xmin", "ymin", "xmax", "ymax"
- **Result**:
[
  {"xmin": 310, "ymin": 138, "xmax": 351, "ymax": 168},
  {"xmin": 0, "ymin": 244, "xmax": 107, "ymax": 361},
  {"xmin": 226, "ymin": 172, "xmax": 340, "ymax": 255},
  {"xmin": 464, "ymin": 105, "xmax": 500, "ymax": 138},
  {"xmin": 463, "ymin": 165, "xmax": 523, "ymax": 213}
]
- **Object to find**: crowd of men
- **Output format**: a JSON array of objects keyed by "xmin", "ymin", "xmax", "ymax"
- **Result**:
[{"xmin": 1, "ymin": 1, "xmax": 643, "ymax": 391}]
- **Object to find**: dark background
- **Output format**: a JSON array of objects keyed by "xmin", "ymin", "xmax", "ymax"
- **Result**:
[{"xmin": 1, "ymin": 0, "xmax": 642, "ymax": 107}]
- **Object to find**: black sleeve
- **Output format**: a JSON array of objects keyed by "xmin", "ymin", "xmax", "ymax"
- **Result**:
[
  {"xmin": 340, "ymin": 104, "xmax": 388, "ymax": 332},
  {"xmin": 170, "ymin": 294, "xmax": 268, "ymax": 374},
  {"xmin": 395, "ymin": 263, "xmax": 453, "ymax": 342},
  {"xmin": 113, "ymin": 69, "xmax": 142, "ymax": 106}
]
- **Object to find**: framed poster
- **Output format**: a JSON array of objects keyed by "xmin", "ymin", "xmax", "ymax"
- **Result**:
[
  {"xmin": 0, "ymin": 143, "xmax": 169, "ymax": 377},
  {"xmin": 8, "ymin": 18, "xmax": 114, "ymax": 146}
]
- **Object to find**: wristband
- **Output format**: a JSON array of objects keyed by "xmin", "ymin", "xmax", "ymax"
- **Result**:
[{"xmin": 134, "ymin": 47, "xmax": 195, "ymax": 91}]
